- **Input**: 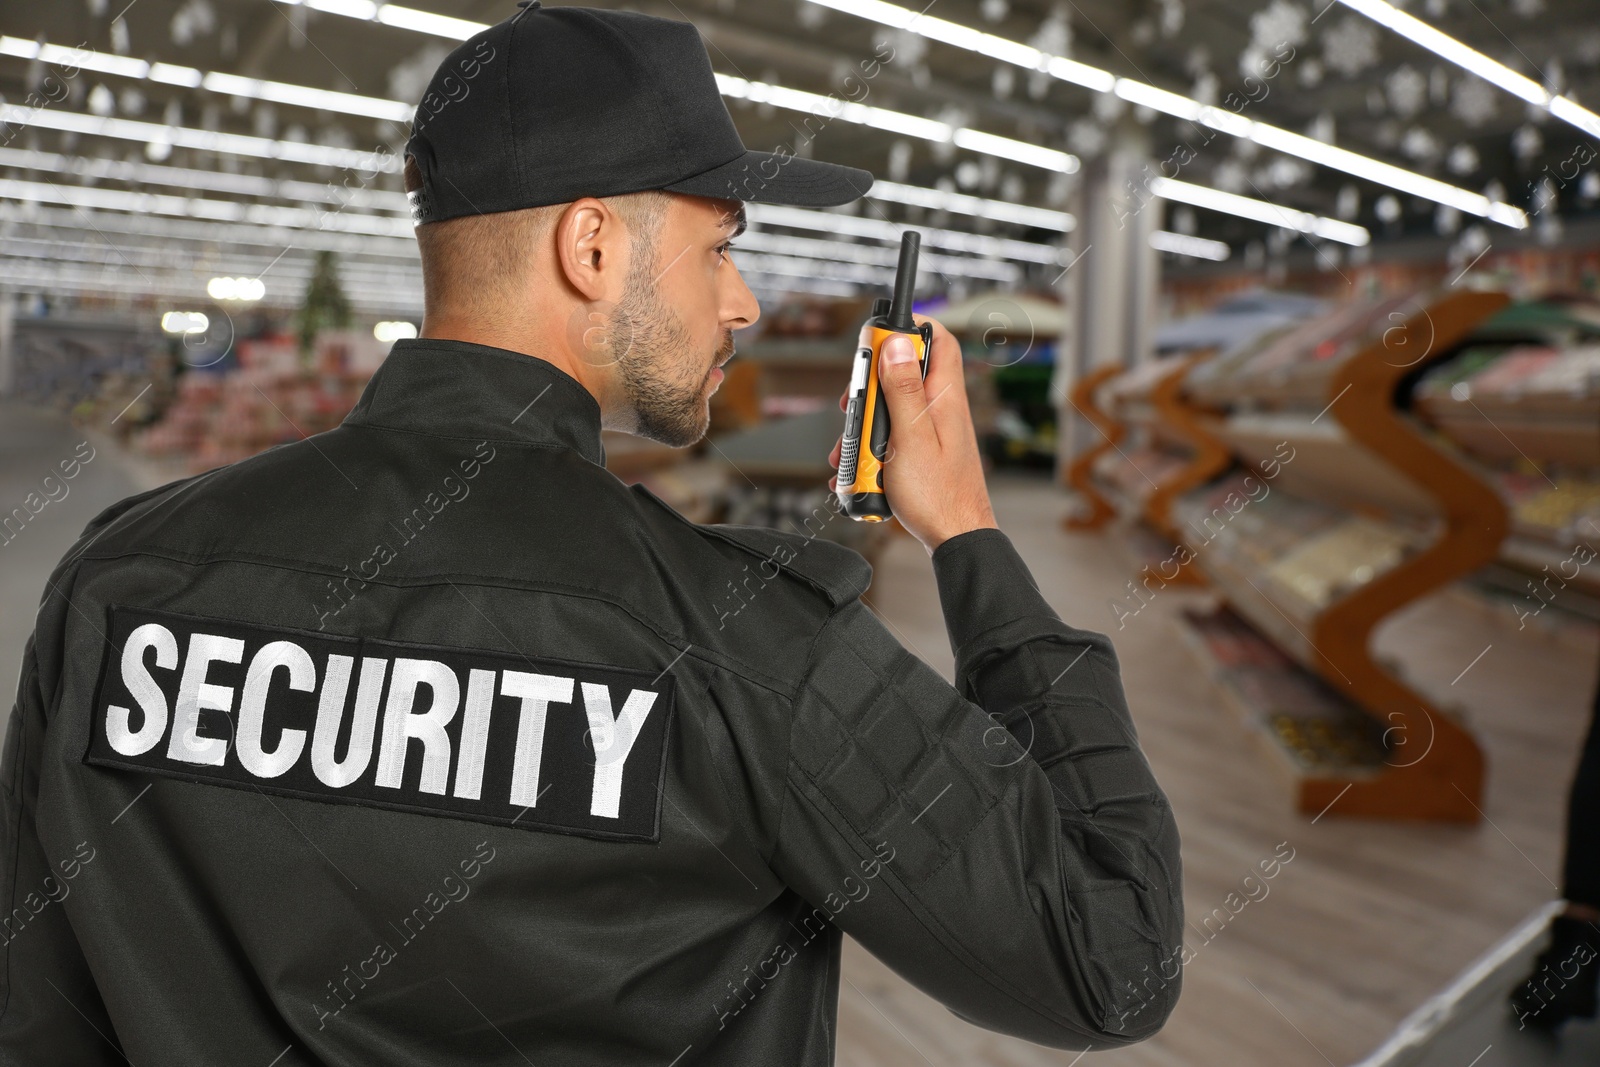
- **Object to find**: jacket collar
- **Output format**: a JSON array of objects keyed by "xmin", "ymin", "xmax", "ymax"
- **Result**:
[{"xmin": 343, "ymin": 338, "xmax": 607, "ymax": 466}]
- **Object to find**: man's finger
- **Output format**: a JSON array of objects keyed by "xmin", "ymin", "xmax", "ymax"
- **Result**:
[{"xmin": 911, "ymin": 315, "xmax": 970, "ymax": 441}]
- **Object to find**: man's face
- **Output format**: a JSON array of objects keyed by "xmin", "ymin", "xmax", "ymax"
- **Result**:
[{"xmin": 607, "ymin": 194, "xmax": 759, "ymax": 448}]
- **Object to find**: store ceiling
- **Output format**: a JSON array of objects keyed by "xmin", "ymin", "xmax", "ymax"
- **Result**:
[{"xmin": 0, "ymin": 0, "xmax": 1594, "ymax": 313}]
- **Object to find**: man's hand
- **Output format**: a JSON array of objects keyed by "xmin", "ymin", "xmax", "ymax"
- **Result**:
[{"xmin": 828, "ymin": 314, "xmax": 998, "ymax": 555}]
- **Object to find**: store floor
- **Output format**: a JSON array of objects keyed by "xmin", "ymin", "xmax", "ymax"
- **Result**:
[{"xmin": 2, "ymin": 400, "xmax": 1596, "ymax": 1065}]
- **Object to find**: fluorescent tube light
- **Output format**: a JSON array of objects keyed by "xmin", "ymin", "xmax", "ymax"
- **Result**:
[
  {"xmin": 1149, "ymin": 230, "xmax": 1231, "ymax": 261},
  {"xmin": 1148, "ymin": 176, "xmax": 1371, "ymax": 246}
]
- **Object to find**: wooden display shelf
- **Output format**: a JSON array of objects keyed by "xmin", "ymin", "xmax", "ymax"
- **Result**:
[
  {"xmin": 1176, "ymin": 605, "xmax": 1389, "ymax": 806},
  {"xmin": 1186, "ymin": 293, "xmax": 1421, "ymax": 410},
  {"xmin": 1104, "ymin": 350, "xmax": 1233, "ymax": 543},
  {"xmin": 1422, "ymin": 414, "xmax": 1598, "ymax": 468},
  {"xmin": 1090, "ymin": 458, "xmax": 1156, "ymax": 520},
  {"xmin": 1186, "ymin": 549, "xmax": 1318, "ymax": 662},
  {"xmin": 1501, "ymin": 533, "xmax": 1600, "ymax": 598},
  {"xmin": 1173, "ymin": 480, "xmax": 1441, "ymax": 692},
  {"xmin": 1176, "ymin": 289, "xmax": 1513, "ymax": 823},
  {"xmin": 1108, "ymin": 515, "xmax": 1210, "ymax": 593},
  {"xmin": 1063, "ymin": 364, "xmax": 1124, "ymax": 531},
  {"xmin": 1200, "ymin": 411, "xmax": 1446, "ymax": 519},
  {"xmin": 1065, "ymin": 353, "xmax": 1229, "ymax": 592},
  {"xmin": 1091, "ymin": 446, "xmax": 1210, "ymax": 586}
]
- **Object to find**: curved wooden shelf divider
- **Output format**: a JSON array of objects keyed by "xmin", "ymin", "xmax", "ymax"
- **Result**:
[
  {"xmin": 1141, "ymin": 351, "xmax": 1232, "ymax": 551},
  {"xmin": 1299, "ymin": 289, "xmax": 1512, "ymax": 823},
  {"xmin": 1063, "ymin": 364, "xmax": 1125, "ymax": 531}
]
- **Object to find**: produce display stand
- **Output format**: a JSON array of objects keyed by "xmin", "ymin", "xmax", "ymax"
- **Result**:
[{"xmin": 1170, "ymin": 288, "xmax": 1514, "ymax": 823}]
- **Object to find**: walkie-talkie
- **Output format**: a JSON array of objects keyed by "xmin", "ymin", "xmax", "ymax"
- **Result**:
[{"xmin": 836, "ymin": 231, "xmax": 932, "ymax": 522}]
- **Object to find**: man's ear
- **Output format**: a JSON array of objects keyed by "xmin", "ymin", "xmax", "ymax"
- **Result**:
[{"xmin": 554, "ymin": 198, "xmax": 623, "ymax": 304}]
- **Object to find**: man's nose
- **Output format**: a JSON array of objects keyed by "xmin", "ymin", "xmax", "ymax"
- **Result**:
[{"xmin": 725, "ymin": 263, "xmax": 760, "ymax": 330}]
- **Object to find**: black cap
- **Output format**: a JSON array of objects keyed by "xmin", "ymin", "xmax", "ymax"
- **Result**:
[{"xmin": 404, "ymin": 1, "xmax": 875, "ymax": 225}]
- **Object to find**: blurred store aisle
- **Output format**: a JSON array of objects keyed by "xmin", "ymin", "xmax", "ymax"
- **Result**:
[{"xmin": 0, "ymin": 400, "xmax": 143, "ymax": 705}]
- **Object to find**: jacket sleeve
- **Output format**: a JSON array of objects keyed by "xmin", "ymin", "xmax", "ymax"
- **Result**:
[
  {"xmin": 0, "ymin": 516, "xmax": 129, "ymax": 1065},
  {"xmin": 768, "ymin": 527, "xmax": 1183, "ymax": 1050},
  {"xmin": 0, "ymin": 630, "xmax": 122, "ymax": 1064},
  {"xmin": 0, "ymin": 476, "xmax": 217, "ymax": 1063}
]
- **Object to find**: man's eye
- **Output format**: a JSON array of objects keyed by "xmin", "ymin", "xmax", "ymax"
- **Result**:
[{"xmin": 716, "ymin": 242, "xmax": 737, "ymax": 261}]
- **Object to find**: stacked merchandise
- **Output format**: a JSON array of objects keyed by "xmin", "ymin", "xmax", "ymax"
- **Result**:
[
  {"xmin": 8, "ymin": 312, "xmax": 160, "ymax": 417},
  {"xmin": 1510, "ymin": 480, "xmax": 1600, "ymax": 546},
  {"xmin": 1173, "ymin": 471, "xmax": 1422, "ymax": 656},
  {"xmin": 133, "ymin": 373, "xmax": 224, "ymax": 459},
  {"xmin": 1177, "ymin": 605, "xmax": 1386, "ymax": 774},
  {"xmin": 1184, "ymin": 293, "xmax": 1417, "ymax": 409},
  {"xmin": 132, "ymin": 332, "xmax": 388, "ymax": 474},
  {"xmin": 1265, "ymin": 517, "xmax": 1414, "ymax": 609},
  {"xmin": 1090, "ymin": 444, "xmax": 1189, "ymax": 518}
]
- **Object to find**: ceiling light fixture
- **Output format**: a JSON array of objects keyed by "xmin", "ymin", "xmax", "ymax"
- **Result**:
[
  {"xmin": 748, "ymin": 203, "xmax": 1066, "ymax": 264},
  {"xmin": 0, "ymin": 160, "xmax": 1067, "ymax": 270},
  {"xmin": 714, "ymin": 72, "xmax": 1076, "ymax": 173},
  {"xmin": 865, "ymin": 179, "xmax": 1075, "ymax": 230},
  {"xmin": 1336, "ymin": 0, "xmax": 1600, "ymax": 139},
  {"xmin": 801, "ymin": 0, "xmax": 1527, "ymax": 227},
  {"xmin": 160, "ymin": 311, "xmax": 210, "ymax": 334},
  {"xmin": 1149, "ymin": 177, "xmax": 1371, "ymax": 245},
  {"xmin": 0, "ymin": 176, "xmax": 414, "ymax": 236},
  {"xmin": 206, "ymin": 276, "xmax": 267, "ymax": 301},
  {"xmin": 373, "ymin": 320, "xmax": 419, "ymax": 341},
  {"xmin": 1149, "ymin": 230, "xmax": 1231, "ymax": 261},
  {"xmin": 0, "ymin": 37, "xmax": 410, "ymax": 121},
  {"xmin": 733, "ymin": 229, "xmax": 1020, "ymax": 282},
  {"xmin": 4, "ymin": 30, "xmax": 1081, "ymax": 178},
  {"xmin": 256, "ymin": 0, "xmax": 1528, "ymax": 225},
  {"xmin": 0, "ymin": 147, "xmax": 411, "ymax": 212},
  {"xmin": 0, "ymin": 102, "xmax": 396, "ymax": 172}
]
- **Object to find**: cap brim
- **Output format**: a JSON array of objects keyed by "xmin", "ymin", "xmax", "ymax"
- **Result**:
[{"xmin": 662, "ymin": 151, "xmax": 873, "ymax": 207}]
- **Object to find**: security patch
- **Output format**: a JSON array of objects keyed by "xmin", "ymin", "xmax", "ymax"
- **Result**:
[{"xmin": 85, "ymin": 607, "xmax": 675, "ymax": 842}]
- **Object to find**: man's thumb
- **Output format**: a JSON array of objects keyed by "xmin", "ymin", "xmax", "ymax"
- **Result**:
[
  {"xmin": 878, "ymin": 335, "xmax": 922, "ymax": 394},
  {"xmin": 877, "ymin": 333, "xmax": 932, "ymax": 455}
]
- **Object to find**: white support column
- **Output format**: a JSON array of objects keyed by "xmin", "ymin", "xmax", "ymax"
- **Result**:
[
  {"xmin": 0, "ymin": 291, "xmax": 15, "ymax": 397},
  {"xmin": 1053, "ymin": 122, "xmax": 1162, "ymax": 481}
]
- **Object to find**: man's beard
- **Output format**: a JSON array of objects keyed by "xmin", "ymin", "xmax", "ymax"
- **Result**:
[{"xmin": 606, "ymin": 261, "xmax": 733, "ymax": 449}]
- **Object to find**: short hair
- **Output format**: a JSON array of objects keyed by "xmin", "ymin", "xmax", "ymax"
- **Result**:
[{"xmin": 404, "ymin": 154, "xmax": 671, "ymax": 320}]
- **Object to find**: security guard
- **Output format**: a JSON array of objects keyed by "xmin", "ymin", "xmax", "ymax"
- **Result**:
[{"xmin": 1, "ymin": 4, "xmax": 1182, "ymax": 1064}]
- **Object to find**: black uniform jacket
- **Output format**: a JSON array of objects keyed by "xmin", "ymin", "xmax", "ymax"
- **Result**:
[{"xmin": 1, "ymin": 338, "xmax": 1183, "ymax": 1065}]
